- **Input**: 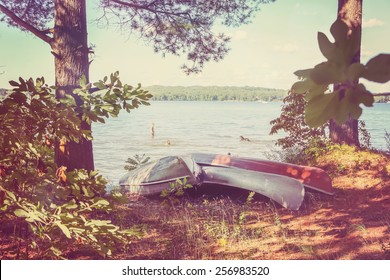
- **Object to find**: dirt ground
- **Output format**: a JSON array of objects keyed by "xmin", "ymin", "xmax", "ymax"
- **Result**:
[
  {"xmin": 104, "ymin": 175, "xmax": 389, "ymax": 260},
  {"xmin": 1, "ymin": 148, "xmax": 389, "ymax": 260},
  {"xmin": 105, "ymin": 148, "xmax": 390, "ymax": 260}
]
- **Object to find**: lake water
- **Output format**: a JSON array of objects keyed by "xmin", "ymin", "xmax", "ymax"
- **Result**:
[{"xmin": 93, "ymin": 101, "xmax": 390, "ymax": 184}]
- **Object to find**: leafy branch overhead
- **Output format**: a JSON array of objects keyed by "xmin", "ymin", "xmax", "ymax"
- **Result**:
[
  {"xmin": 292, "ymin": 19, "xmax": 390, "ymax": 127},
  {"xmin": 98, "ymin": 0, "xmax": 275, "ymax": 74},
  {"xmin": 0, "ymin": 0, "xmax": 275, "ymax": 74}
]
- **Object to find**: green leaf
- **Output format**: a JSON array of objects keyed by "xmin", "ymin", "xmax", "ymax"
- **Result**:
[
  {"xmin": 96, "ymin": 116, "xmax": 105, "ymax": 123},
  {"xmin": 332, "ymin": 89, "xmax": 363, "ymax": 123},
  {"xmin": 352, "ymin": 84, "xmax": 374, "ymax": 107},
  {"xmin": 60, "ymin": 94, "xmax": 77, "ymax": 107},
  {"xmin": 9, "ymin": 80, "xmax": 19, "ymax": 87},
  {"xmin": 63, "ymin": 200, "xmax": 78, "ymax": 209},
  {"xmin": 317, "ymin": 32, "xmax": 334, "ymax": 60},
  {"xmin": 100, "ymin": 105, "xmax": 115, "ymax": 113},
  {"xmin": 56, "ymin": 222, "xmax": 71, "ymax": 239},
  {"xmin": 330, "ymin": 19, "xmax": 349, "ymax": 43},
  {"xmin": 93, "ymin": 81, "xmax": 107, "ymax": 90},
  {"xmin": 5, "ymin": 190, "xmax": 16, "ymax": 202},
  {"xmin": 36, "ymin": 78, "xmax": 44, "ymax": 88},
  {"xmin": 291, "ymin": 80, "xmax": 315, "ymax": 94},
  {"xmin": 362, "ymin": 54, "xmax": 390, "ymax": 83},
  {"xmin": 294, "ymin": 68, "xmax": 313, "ymax": 79},
  {"xmin": 88, "ymin": 233, "xmax": 98, "ymax": 242},
  {"xmin": 79, "ymin": 75, "xmax": 87, "ymax": 87},
  {"xmin": 347, "ymin": 63, "xmax": 365, "ymax": 82},
  {"xmin": 310, "ymin": 62, "xmax": 344, "ymax": 84},
  {"xmin": 92, "ymin": 198, "xmax": 110, "ymax": 207},
  {"xmin": 305, "ymin": 91, "xmax": 338, "ymax": 127},
  {"xmin": 14, "ymin": 209, "xmax": 29, "ymax": 218},
  {"xmin": 304, "ymin": 84, "xmax": 328, "ymax": 102}
]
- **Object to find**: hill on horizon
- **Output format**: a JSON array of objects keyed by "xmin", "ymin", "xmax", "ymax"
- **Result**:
[
  {"xmin": 145, "ymin": 85, "xmax": 288, "ymax": 101},
  {"xmin": 0, "ymin": 85, "xmax": 288, "ymax": 102}
]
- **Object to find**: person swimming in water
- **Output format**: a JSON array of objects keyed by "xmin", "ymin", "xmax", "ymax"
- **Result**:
[
  {"xmin": 240, "ymin": 136, "xmax": 250, "ymax": 142},
  {"xmin": 150, "ymin": 123, "xmax": 155, "ymax": 137}
]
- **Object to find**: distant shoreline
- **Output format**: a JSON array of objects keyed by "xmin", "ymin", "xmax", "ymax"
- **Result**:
[
  {"xmin": 145, "ymin": 85, "xmax": 288, "ymax": 102},
  {"xmin": 1, "ymin": 86, "xmax": 388, "ymax": 103}
]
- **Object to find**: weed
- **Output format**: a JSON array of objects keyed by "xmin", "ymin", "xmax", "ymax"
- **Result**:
[
  {"xmin": 124, "ymin": 154, "xmax": 151, "ymax": 171},
  {"xmin": 161, "ymin": 178, "xmax": 193, "ymax": 207},
  {"xmin": 385, "ymin": 129, "xmax": 390, "ymax": 153}
]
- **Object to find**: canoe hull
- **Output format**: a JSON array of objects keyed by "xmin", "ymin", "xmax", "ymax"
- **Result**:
[
  {"xmin": 119, "ymin": 156, "xmax": 201, "ymax": 195},
  {"xmin": 191, "ymin": 153, "xmax": 334, "ymax": 195},
  {"xmin": 202, "ymin": 166, "xmax": 305, "ymax": 211}
]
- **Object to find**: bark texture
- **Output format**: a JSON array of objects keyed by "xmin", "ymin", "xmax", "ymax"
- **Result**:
[
  {"xmin": 329, "ymin": 0, "xmax": 362, "ymax": 147},
  {"xmin": 52, "ymin": 0, "xmax": 94, "ymax": 171}
]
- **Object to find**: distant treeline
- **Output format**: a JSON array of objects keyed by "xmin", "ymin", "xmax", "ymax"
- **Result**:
[
  {"xmin": 2, "ymin": 86, "xmax": 387, "ymax": 103},
  {"xmin": 145, "ymin": 85, "xmax": 288, "ymax": 101}
]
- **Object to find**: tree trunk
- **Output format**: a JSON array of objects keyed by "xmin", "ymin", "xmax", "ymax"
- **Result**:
[
  {"xmin": 329, "ymin": 0, "xmax": 362, "ymax": 147},
  {"xmin": 52, "ymin": 0, "xmax": 94, "ymax": 171}
]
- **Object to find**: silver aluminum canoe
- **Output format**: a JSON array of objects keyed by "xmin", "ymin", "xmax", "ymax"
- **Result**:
[{"xmin": 202, "ymin": 166, "xmax": 305, "ymax": 211}]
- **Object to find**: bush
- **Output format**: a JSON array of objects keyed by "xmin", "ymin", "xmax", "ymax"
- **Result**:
[
  {"xmin": 270, "ymin": 90, "xmax": 327, "ymax": 149},
  {"xmin": 385, "ymin": 130, "xmax": 390, "ymax": 153},
  {"xmin": 0, "ymin": 74, "xmax": 151, "ymax": 258}
]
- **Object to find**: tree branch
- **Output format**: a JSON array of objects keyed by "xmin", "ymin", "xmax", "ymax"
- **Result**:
[
  {"xmin": 0, "ymin": 3, "xmax": 52, "ymax": 44},
  {"xmin": 373, "ymin": 92, "xmax": 390, "ymax": 97},
  {"xmin": 109, "ymin": 0, "xmax": 156, "ymax": 11},
  {"xmin": 109, "ymin": 0, "xmax": 188, "ymax": 17}
]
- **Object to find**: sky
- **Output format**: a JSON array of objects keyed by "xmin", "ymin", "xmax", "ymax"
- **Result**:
[{"xmin": 1, "ymin": 0, "xmax": 390, "ymax": 92}]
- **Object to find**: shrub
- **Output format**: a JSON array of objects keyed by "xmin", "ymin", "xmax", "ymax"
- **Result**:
[
  {"xmin": 0, "ymin": 74, "xmax": 151, "ymax": 258},
  {"xmin": 270, "ymin": 90, "xmax": 327, "ymax": 149},
  {"xmin": 385, "ymin": 130, "xmax": 390, "ymax": 153}
]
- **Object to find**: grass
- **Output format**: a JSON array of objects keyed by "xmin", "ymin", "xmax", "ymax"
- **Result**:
[
  {"xmin": 1, "ymin": 145, "xmax": 389, "ymax": 259},
  {"xmin": 106, "ymin": 182, "xmax": 388, "ymax": 260},
  {"xmin": 108, "ymin": 145, "xmax": 389, "ymax": 260}
]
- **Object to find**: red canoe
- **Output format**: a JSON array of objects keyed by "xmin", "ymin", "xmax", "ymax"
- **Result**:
[{"xmin": 190, "ymin": 153, "xmax": 334, "ymax": 195}]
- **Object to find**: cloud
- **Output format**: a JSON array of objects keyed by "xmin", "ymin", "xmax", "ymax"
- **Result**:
[
  {"xmin": 274, "ymin": 43, "xmax": 299, "ymax": 53},
  {"xmin": 363, "ymin": 18, "xmax": 385, "ymax": 28}
]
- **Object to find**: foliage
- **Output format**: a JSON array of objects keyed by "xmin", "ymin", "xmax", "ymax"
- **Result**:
[
  {"xmin": 160, "ymin": 178, "xmax": 193, "ymax": 207},
  {"xmin": 266, "ymin": 135, "xmax": 389, "ymax": 178},
  {"xmin": 358, "ymin": 121, "xmax": 371, "ymax": 149},
  {"xmin": 309, "ymin": 144, "xmax": 390, "ymax": 177},
  {"xmin": 269, "ymin": 89, "xmax": 372, "ymax": 151},
  {"xmin": 0, "ymin": 0, "xmax": 54, "ymax": 30},
  {"xmin": 292, "ymin": 19, "xmax": 390, "ymax": 127},
  {"xmin": 0, "ymin": 73, "xmax": 150, "ymax": 258},
  {"xmin": 265, "ymin": 138, "xmax": 332, "ymax": 166},
  {"xmin": 124, "ymin": 154, "xmax": 151, "ymax": 171},
  {"xmin": 269, "ymin": 90, "xmax": 327, "ymax": 149},
  {"xmin": 97, "ymin": 0, "xmax": 275, "ymax": 74},
  {"xmin": 1, "ymin": 0, "xmax": 275, "ymax": 74},
  {"xmin": 147, "ymin": 85, "xmax": 287, "ymax": 102},
  {"xmin": 385, "ymin": 130, "xmax": 390, "ymax": 153},
  {"xmin": 75, "ymin": 71, "xmax": 152, "ymax": 124}
]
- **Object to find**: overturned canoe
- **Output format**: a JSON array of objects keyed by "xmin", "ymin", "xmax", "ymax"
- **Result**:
[
  {"xmin": 119, "ymin": 155, "xmax": 305, "ymax": 210},
  {"xmin": 119, "ymin": 156, "xmax": 202, "ymax": 195},
  {"xmin": 203, "ymin": 166, "xmax": 304, "ymax": 210},
  {"xmin": 191, "ymin": 153, "xmax": 333, "ymax": 195}
]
